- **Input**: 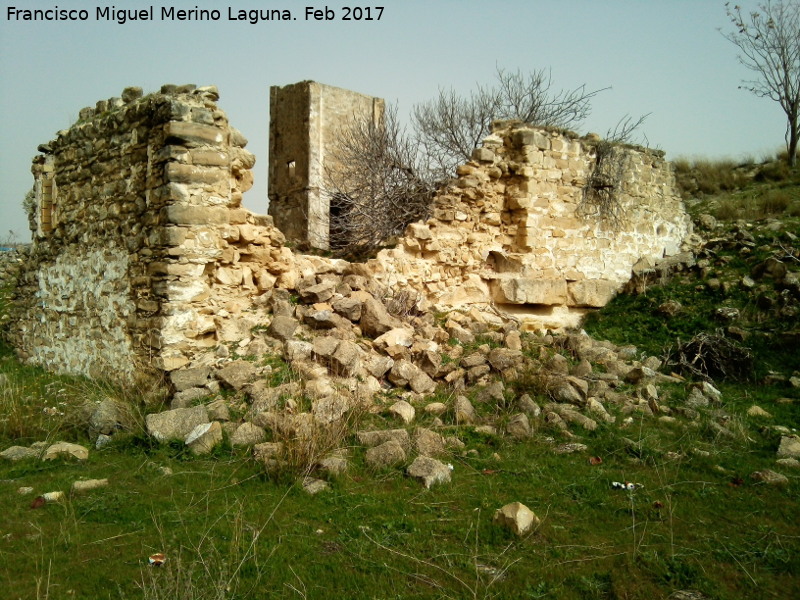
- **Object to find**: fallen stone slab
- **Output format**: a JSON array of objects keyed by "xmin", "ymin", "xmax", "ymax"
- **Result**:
[
  {"xmin": 360, "ymin": 296, "xmax": 403, "ymax": 338},
  {"xmin": 414, "ymin": 428, "xmax": 446, "ymax": 457},
  {"xmin": 42, "ymin": 442, "xmax": 89, "ymax": 461},
  {"xmin": 268, "ymin": 315, "xmax": 299, "ymax": 342},
  {"xmin": 365, "ymin": 440, "xmax": 406, "ymax": 469},
  {"xmin": 506, "ymin": 413, "xmax": 531, "ymax": 439},
  {"xmin": 170, "ymin": 367, "xmax": 212, "ymax": 392},
  {"xmin": 312, "ymin": 395, "xmax": 350, "ymax": 424},
  {"xmin": 357, "ymin": 429, "xmax": 411, "ymax": 451},
  {"xmin": 454, "ymin": 396, "xmax": 477, "ymax": 425},
  {"xmin": 777, "ymin": 435, "xmax": 800, "ymax": 459},
  {"xmin": 389, "ymin": 400, "xmax": 415, "ymax": 425},
  {"xmin": 317, "ymin": 455, "xmax": 349, "ymax": 477},
  {"xmin": 215, "ymin": 360, "xmax": 259, "ymax": 391},
  {"xmin": 553, "ymin": 442, "xmax": 588, "ymax": 455},
  {"xmin": 1, "ymin": 446, "xmax": 40, "ymax": 461},
  {"xmin": 302, "ymin": 476, "xmax": 330, "ymax": 495},
  {"xmin": 751, "ymin": 469, "xmax": 789, "ymax": 485},
  {"xmin": 230, "ymin": 422, "xmax": 267, "ymax": 447},
  {"xmin": 146, "ymin": 405, "xmax": 209, "ymax": 442}
]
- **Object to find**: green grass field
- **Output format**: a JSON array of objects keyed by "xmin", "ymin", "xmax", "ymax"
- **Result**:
[{"xmin": 1, "ymin": 158, "xmax": 799, "ymax": 599}]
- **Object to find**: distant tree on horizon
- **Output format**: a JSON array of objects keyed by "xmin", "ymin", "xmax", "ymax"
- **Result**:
[{"xmin": 723, "ymin": 1, "xmax": 800, "ymax": 167}]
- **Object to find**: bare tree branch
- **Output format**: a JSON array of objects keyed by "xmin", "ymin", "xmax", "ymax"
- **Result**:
[
  {"xmin": 412, "ymin": 67, "xmax": 608, "ymax": 178},
  {"xmin": 324, "ymin": 104, "xmax": 436, "ymax": 258},
  {"xmin": 722, "ymin": 1, "xmax": 800, "ymax": 166}
]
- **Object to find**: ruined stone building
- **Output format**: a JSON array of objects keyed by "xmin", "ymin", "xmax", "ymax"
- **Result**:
[
  {"xmin": 268, "ymin": 81, "xmax": 384, "ymax": 250},
  {"xmin": 7, "ymin": 82, "xmax": 691, "ymax": 384},
  {"xmin": 369, "ymin": 122, "xmax": 692, "ymax": 329}
]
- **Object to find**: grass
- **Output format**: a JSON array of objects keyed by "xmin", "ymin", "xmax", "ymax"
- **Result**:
[
  {"xmin": 1, "ymin": 157, "xmax": 799, "ymax": 599},
  {"xmin": 3, "ymin": 419, "xmax": 798, "ymax": 600},
  {"xmin": 675, "ymin": 153, "xmax": 800, "ymax": 221},
  {"xmin": 2, "ymin": 331, "xmax": 798, "ymax": 600}
]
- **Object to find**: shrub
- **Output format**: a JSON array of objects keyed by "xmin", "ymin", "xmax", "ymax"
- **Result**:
[
  {"xmin": 673, "ymin": 158, "xmax": 749, "ymax": 198},
  {"xmin": 756, "ymin": 189, "xmax": 792, "ymax": 216},
  {"xmin": 714, "ymin": 199, "xmax": 741, "ymax": 221},
  {"xmin": 755, "ymin": 160, "xmax": 791, "ymax": 182}
]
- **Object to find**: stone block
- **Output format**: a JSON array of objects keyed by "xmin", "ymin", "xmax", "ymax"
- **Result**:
[
  {"xmin": 170, "ymin": 366, "xmax": 211, "ymax": 391},
  {"xmin": 357, "ymin": 429, "xmax": 411, "ymax": 451},
  {"xmin": 472, "ymin": 147, "xmax": 495, "ymax": 162},
  {"xmin": 493, "ymin": 502, "xmax": 539, "ymax": 536},
  {"xmin": 492, "ymin": 277, "xmax": 568, "ymax": 305},
  {"xmin": 365, "ymin": 440, "xmax": 406, "ymax": 469},
  {"xmin": 166, "ymin": 162, "xmax": 229, "ymax": 185},
  {"xmin": 165, "ymin": 121, "xmax": 226, "ymax": 145},
  {"xmin": 166, "ymin": 205, "xmax": 229, "ymax": 225},
  {"xmin": 567, "ymin": 279, "xmax": 619, "ymax": 308},
  {"xmin": 146, "ymin": 405, "xmax": 209, "ymax": 442},
  {"xmin": 185, "ymin": 421, "xmax": 223, "ymax": 455}
]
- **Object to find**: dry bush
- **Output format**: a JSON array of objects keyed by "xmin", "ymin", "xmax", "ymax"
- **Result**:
[
  {"xmin": 412, "ymin": 66, "xmax": 607, "ymax": 179},
  {"xmin": 668, "ymin": 332, "xmax": 753, "ymax": 382},
  {"xmin": 268, "ymin": 392, "xmax": 367, "ymax": 476},
  {"xmin": 714, "ymin": 198, "xmax": 742, "ymax": 221},
  {"xmin": 325, "ymin": 105, "xmax": 436, "ymax": 259},
  {"xmin": 579, "ymin": 115, "xmax": 650, "ymax": 227},
  {"xmin": 755, "ymin": 160, "xmax": 793, "ymax": 182},
  {"xmin": 757, "ymin": 189, "xmax": 792, "ymax": 216},
  {"xmin": 674, "ymin": 158, "xmax": 750, "ymax": 198}
]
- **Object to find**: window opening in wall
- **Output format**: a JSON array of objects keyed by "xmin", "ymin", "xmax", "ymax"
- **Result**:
[{"xmin": 287, "ymin": 160, "xmax": 296, "ymax": 179}]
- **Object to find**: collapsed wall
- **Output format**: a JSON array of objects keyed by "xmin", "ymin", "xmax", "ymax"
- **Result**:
[
  {"xmin": 370, "ymin": 121, "xmax": 692, "ymax": 329},
  {"xmin": 8, "ymin": 84, "xmax": 692, "ymax": 384},
  {"xmin": 8, "ymin": 85, "xmax": 289, "ymax": 382}
]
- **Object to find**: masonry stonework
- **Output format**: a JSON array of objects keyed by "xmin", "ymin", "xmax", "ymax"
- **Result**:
[
  {"xmin": 9, "ymin": 85, "xmax": 287, "ymax": 382},
  {"xmin": 8, "ymin": 83, "xmax": 692, "ymax": 383},
  {"xmin": 369, "ymin": 121, "xmax": 692, "ymax": 329},
  {"xmin": 268, "ymin": 81, "xmax": 384, "ymax": 250}
]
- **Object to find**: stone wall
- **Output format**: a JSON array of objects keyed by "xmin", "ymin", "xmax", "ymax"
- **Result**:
[
  {"xmin": 268, "ymin": 81, "xmax": 384, "ymax": 250},
  {"xmin": 7, "ymin": 85, "xmax": 288, "ymax": 382},
  {"xmin": 7, "ymin": 85, "xmax": 692, "ymax": 384},
  {"xmin": 369, "ymin": 121, "xmax": 692, "ymax": 329}
]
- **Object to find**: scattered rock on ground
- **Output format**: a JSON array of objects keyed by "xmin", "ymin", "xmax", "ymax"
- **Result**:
[
  {"xmin": 302, "ymin": 476, "xmax": 329, "ymax": 495},
  {"xmin": 185, "ymin": 421, "xmax": 223, "ymax": 455},
  {"xmin": 406, "ymin": 456, "xmax": 451, "ymax": 488},
  {"xmin": 42, "ymin": 442, "xmax": 89, "ymax": 461},
  {"xmin": 146, "ymin": 405, "xmax": 209, "ymax": 442},
  {"xmin": 750, "ymin": 469, "xmax": 789, "ymax": 485},
  {"xmin": 365, "ymin": 439, "xmax": 407, "ymax": 468},
  {"xmin": 1, "ymin": 446, "xmax": 40, "ymax": 461},
  {"xmin": 777, "ymin": 435, "xmax": 800, "ymax": 459},
  {"xmin": 493, "ymin": 502, "xmax": 540, "ymax": 536},
  {"xmin": 389, "ymin": 400, "xmax": 415, "ymax": 425},
  {"xmin": 71, "ymin": 478, "xmax": 109, "ymax": 493},
  {"xmin": 230, "ymin": 422, "xmax": 267, "ymax": 447}
]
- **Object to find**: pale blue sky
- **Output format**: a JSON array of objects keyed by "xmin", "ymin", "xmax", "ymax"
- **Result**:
[{"xmin": 0, "ymin": 0, "xmax": 789, "ymax": 241}]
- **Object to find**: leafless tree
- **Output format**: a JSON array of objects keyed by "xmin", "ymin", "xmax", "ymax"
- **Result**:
[
  {"xmin": 325, "ymin": 104, "xmax": 436, "ymax": 258},
  {"xmin": 412, "ymin": 67, "xmax": 607, "ymax": 177},
  {"xmin": 723, "ymin": 1, "xmax": 800, "ymax": 166}
]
